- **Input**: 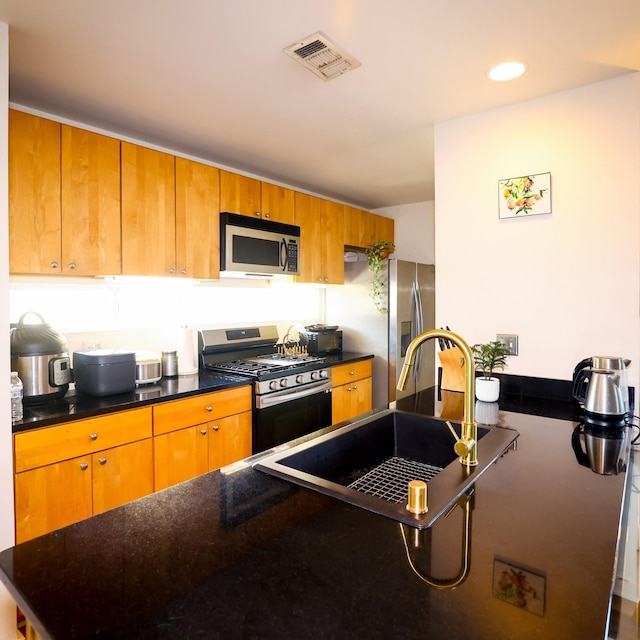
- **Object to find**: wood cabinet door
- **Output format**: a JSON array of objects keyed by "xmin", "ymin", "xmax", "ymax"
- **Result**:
[
  {"xmin": 9, "ymin": 110, "xmax": 61, "ymax": 274},
  {"xmin": 121, "ymin": 142, "xmax": 176, "ymax": 276},
  {"xmin": 175, "ymin": 157, "xmax": 220, "ymax": 279},
  {"xmin": 322, "ymin": 199, "xmax": 345, "ymax": 284},
  {"xmin": 332, "ymin": 360, "xmax": 373, "ymax": 387},
  {"xmin": 294, "ymin": 192, "xmax": 324, "ymax": 283},
  {"xmin": 371, "ymin": 213, "xmax": 395, "ymax": 246},
  {"xmin": 208, "ymin": 411, "xmax": 252, "ymax": 471},
  {"xmin": 219, "ymin": 170, "xmax": 261, "ymax": 217},
  {"xmin": 15, "ymin": 456, "xmax": 92, "ymax": 544},
  {"xmin": 260, "ymin": 182, "xmax": 295, "ymax": 224},
  {"xmin": 344, "ymin": 205, "xmax": 372, "ymax": 249},
  {"xmin": 332, "ymin": 378, "xmax": 373, "ymax": 425},
  {"xmin": 154, "ymin": 426, "xmax": 209, "ymax": 491},
  {"xmin": 92, "ymin": 439, "xmax": 154, "ymax": 515},
  {"xmin": 61, "ymin": 125, "xmax": 121, "ymax": 275}
]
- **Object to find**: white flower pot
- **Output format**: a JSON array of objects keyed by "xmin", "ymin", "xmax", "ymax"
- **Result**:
[{"xmin": 475, "ymin": 377, "xmax": 500, "ymax": 403}]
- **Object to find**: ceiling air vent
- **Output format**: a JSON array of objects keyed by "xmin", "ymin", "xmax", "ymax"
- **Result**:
[{"xmin": 284, "ymin": 32, "xmax": 361, "ymax": 81}]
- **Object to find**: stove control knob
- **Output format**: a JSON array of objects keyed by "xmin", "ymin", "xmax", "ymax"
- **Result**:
[
  {"xmin": 296, "ymin": 374, "xmax": 304, "ymax": 384},
  {"xmin": 319, "ymin": 369, "xmax": 328, "ymax": 379},
  {"xmin": 280, "ymin": 379, "xmax": 288, "ymax": 388},
  {"xmin": 269, "ymin": 380, "xmax": 279, "ymax": 391},
  {"xmin": 310, "ymin": 370, "xmax": 319, "ymax": 381}
]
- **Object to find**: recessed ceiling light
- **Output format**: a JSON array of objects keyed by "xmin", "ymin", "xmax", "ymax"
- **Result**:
[{"xmin": 488, "ymin": 62, "xmax": 526, "ymax": 81}]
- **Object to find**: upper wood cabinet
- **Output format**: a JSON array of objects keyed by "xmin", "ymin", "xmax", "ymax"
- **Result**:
[
  {"xmin": 294, "ymin": 193, "xmax": 344, "ymax": 284},
  {"xmin": 219, "ymin": 170, "xmax": 261, "ymax": 216},
  {"xmin": 344, "ymin": 205, "xmax": 395, "ymax": 250},
  {"xmin": 175, "ymin": 157, "xmax": 220, "ymax": 279},
  {"xmin": 220, "ymin": 170, "xmax": 295, "ymax": 224},
  {"xmin": 9, "ymin": 110, "xmax": 123, "ymax": 276},
  {"xmin": 121, "ymin": 142, "xmax": 176, "ymax": 276},
  {"xmin": 61, "ymin": 125, "xmax": 122, "ymax": 275},
  {"xmin": 9, "ymin": 110, "xmax": 62, "ymax": 274}
]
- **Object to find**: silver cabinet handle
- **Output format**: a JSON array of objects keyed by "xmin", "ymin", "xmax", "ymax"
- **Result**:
[
  {"xmin": 264, "ymin": 213, "xmax": 271, "ymax": 218},
  {"xmin": 168, "ymin": 267, "xmax": 175, "ymax": 274},
  {"xmin": 212, "ymin": 425, "xmax": 219, "ymax": 431},
  {"xmin": 181, "ymin": 269, "xmax": 187, "ymax": 275},
  {"xmin": 254, "ymin": 211, "xmax": 262, "ymax": 217},
  {"xmin": 89, "ymin": 433, "xmax": 98, "ymax": 441},
  {"xmin": 200, "ymin": 428, "xmax": 207, "ymax": 435},
  {"xmin": 68, "ymin": 262, "xmax": 76, "ymax": 270},
  {"xmin": 349, "ymin": 371, "xmax": 356, "ymax": 376},
  {"xmin": 98, "ymin": 457, "xmax": 107, "ymax": 465},
  {"xmin": 206, "ymin": 406, "xmax": 213, "ymax": 412},
  {"xmin": 79, "ymin": 462, "xmax": 88, "ymax": 471},
  {"xmin": 50, "ymin": 261, "xmax": 59, "ymax": 269}
]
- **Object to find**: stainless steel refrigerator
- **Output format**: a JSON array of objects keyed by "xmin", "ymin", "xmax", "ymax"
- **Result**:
[{"xmin": 326, "ymin": 257, "xmax": 435, "ymax": 409}]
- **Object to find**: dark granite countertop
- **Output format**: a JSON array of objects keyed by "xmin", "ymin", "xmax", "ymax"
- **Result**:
[
  {"xmin": 0, "ymin": 386, "xmax": 632, "ymax": 639},
  {"xmin": 12, "ymin": 351, "xmax": 374, "ymax": 433}
]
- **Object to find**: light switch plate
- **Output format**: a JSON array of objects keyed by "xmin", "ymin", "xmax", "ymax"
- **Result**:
[{"xmin": 497, "ymin": 334, "xmax": 518, "ymax": 356}]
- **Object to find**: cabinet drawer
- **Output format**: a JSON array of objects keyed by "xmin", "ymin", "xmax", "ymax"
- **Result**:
[
  {"xmin": 332, "ymin": 360, "xmax": 373, "ymax": 387},
  {"xmin": 153, "ymin": 386, "xmax": 252, "ymax": 436},
  {"xmin": 14, "ymin": 407, "xmax": 153, "ymax": 473}
]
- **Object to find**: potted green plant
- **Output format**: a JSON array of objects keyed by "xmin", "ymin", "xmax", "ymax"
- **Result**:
[
  {"xmin": 365, "ymin": 240, "xmax": 395, "ymax": 313},
  {"xmin": 470, "ymin": 340, "xmax": 511, "ymax": 402}
]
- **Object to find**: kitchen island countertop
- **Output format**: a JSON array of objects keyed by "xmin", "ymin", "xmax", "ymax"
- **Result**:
[{"xmin": 0, "ymin": 386, "xmax": 632, "ymax": 639}]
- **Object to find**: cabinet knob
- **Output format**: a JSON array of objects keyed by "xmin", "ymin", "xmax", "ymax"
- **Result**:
[
  {"xmin": 98, "ymin": 457, "xmax": 107, "ymax": 465},
  {"xmin": 68, "ymin": 262, "xmax": 76, "ymax": 270},
  {"xmin": 200, "ymin": 428, "xmax": 207, "ymax": 435},
  {"xmin": 264, "ymin": 213, "xmax": 271, "ymax": 219},
  {"xmin": 168, "ymin": 267, "xmax": 175, "ymax": 274},
  {"xmin": 212, "ymin": 425, "xmax": 220, "ymax": 431},
  {"xmin": 206, "ymin": 406, "xmax": 213, "ymax": 412},
  {"xmin": 89, "ymin": 433, "xmax": 98, "ymax": 441},
  {"xmin": 349, "ymin": 371, "xmax": 356, "ymax": 376},
  {"xmin": 50, "ymin": 261, "xmax": 59, "ymax": 269},
  {"xmin": 79, "ymin": 462, "xmax": 89, "ymax": 471},
  {"xmin": 254, "ymin": 211, "xmax": 262, "ymax": 217},
  {"xmin": 181, "ymin": 269, "xmax": 187, "ymax": 275}
]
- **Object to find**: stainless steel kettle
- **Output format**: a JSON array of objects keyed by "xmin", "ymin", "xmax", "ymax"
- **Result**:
[
  {"xmin": 573, "ymin": 356, "xmax": 630, "ymax": 413},
  {"xmin": 573, "ymin": 368, "xmax": 626, "ymax": 426}
]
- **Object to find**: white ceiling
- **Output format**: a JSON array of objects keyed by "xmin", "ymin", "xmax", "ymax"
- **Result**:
[{"xmin": 1, "ymin": 1, "xmax": 639, "ymax": 209}]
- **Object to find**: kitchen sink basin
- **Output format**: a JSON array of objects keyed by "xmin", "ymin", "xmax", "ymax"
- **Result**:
[{"xmin": 254, "ymin": 409, "xmax": 519, "ymax": 529}]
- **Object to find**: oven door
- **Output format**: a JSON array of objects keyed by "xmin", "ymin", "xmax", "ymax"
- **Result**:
[{"xmin": 253, "ymin": 379, "xmax": 332, "ymax": 453}]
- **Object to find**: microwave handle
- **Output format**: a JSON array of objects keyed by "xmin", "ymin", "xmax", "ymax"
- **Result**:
[{"xmin": 280, "ymin": 237, "xmax": 288, "ymax": 272}]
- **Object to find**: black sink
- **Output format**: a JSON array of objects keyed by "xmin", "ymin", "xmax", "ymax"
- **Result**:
[{"xmin": 254, "ymin": 409, "xmax": 519, "ymax": 529}]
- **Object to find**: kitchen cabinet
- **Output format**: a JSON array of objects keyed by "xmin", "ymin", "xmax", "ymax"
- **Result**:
[
  {"xmin": 61, "ymin": 124, "xmax": 122, "ymax": 275},
  {"xmin": 9, "ymin": 110, "xmax": 62, "ymax": 274},
  {"xmin": 121, "ymin": 142, "xmax": 176, "ymax": 276},
  {"xmin": 175, "ymin": 157, "xmax": 220, "ymax": 279},
  {"xmin": 9, "ymin": 110, "xmax": 123, "ymax": 276},
  {"xmin": 14, "ymin": 407, "xmax": 153, "ymax": 543},
  {"xmin": 153, "ymin": 386, "xmax": 252, "ymax": 490},
  {"xmin": 295, "ymin": 193, "xmax": 345, "ymax": 284},
  {"xmin": 344, "ymin": 205, "xmax": 395, "ymax": 250},
  {"xmin": 220, "ymin": 170, "xmax": 295, "ymax": 224},
  {"xmin": 331, "ymin": 360, "xmax": 373, "ymax": 425}
]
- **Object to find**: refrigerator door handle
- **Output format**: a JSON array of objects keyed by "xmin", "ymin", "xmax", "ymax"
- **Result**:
[{"xmin": 411, "ymin": 279, "xmax": 424, "ymax": 376}]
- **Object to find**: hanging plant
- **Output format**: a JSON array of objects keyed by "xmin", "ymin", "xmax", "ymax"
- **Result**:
[{"xmin": 365, "ymin": 240, "xmax": 395, "ymax": 313}]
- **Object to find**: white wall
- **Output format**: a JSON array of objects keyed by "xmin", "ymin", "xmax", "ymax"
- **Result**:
[
  {"xmin": 0, "ymin": 21, "xmax": 16, "ymax": 640},
  {"xmin": 374, "ymin": 201, "xmax": 435, "ymax": 264},
  {"xmin": 434, "ymin": 74, "xmax": 640, "ymax": 392}
]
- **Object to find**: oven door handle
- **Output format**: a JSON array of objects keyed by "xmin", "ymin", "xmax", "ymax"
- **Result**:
[{"xmin": 256, "ymin": 379, "xmax": 332, "ymax": 409}]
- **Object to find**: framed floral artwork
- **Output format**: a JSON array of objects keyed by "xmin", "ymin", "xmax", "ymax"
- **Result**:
[
  {"xmin": 498, "ymin": 172, "xmax": 551, "ymax": 219},
  {"xmin": 493, "ymin": 557, "xmax": 546, "ymax": 616}
]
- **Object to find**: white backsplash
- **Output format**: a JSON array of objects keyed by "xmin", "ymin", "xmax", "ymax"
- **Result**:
[{"xmin": 9, "ymin": 276, "xmax": 325, "ymax": 356}]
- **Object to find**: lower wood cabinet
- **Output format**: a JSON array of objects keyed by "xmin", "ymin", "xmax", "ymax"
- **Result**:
[
  {"xmin": 14, "ymin": 407, "xmax": 153, "ymax": 543},
  {"xmin": 154, "ymin": 411, "xmax": 252, "ymax": 491},
  {"xmin": 332, "ymin": 360, "xmax": 373, "ymax": 425},
  {"xmin": 152, "ymin": 386, "xmax": 252, "ymax": 490}
]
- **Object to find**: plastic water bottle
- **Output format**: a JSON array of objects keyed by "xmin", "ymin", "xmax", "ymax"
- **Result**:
[{"xmin": 10, "ymin": 371, "xmax": 23, "ymax": 423}]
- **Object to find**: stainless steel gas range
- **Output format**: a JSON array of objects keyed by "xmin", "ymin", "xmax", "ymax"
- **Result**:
[{"xmin": 198, "ymin": 326, "xmax": 332, "ymax": 453}]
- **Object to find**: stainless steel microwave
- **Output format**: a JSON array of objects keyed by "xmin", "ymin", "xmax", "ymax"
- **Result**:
[{"xmin": 220, "ymin": 213, "xmax": 301, "ymax": 278}]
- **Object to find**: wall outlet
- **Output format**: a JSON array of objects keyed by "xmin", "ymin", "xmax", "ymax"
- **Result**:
[{"xmin": 497, "ymin": 334, "xmax": 518, "ymax": 356}]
